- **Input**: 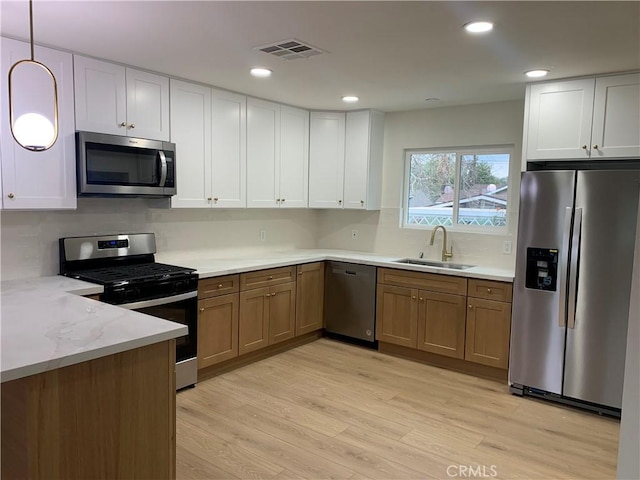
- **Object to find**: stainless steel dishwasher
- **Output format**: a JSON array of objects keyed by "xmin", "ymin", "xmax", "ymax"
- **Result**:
[{"xmin": 324, "ymin": 261, "xmax": 377, "ymax": 344}]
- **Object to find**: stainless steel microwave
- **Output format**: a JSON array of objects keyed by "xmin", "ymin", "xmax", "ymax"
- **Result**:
[{"xmin": 76, "ymin": 131, "xmax": 176, "ymax": 197}]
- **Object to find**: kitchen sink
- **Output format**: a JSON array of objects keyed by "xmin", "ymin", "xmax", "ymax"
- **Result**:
[{"xmin": 393, "ymin": 258, "xmax": 475, "ymax": 270}]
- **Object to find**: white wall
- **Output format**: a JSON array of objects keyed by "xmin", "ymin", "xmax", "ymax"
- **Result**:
[
  {"xmin": 0, "ymin": 199, "xmax": 320, "ymax": 280},
  {"xmin": 317, "ymin": 100, "xmax": 524, "ymax": 269},
  {"xmin": 617, "ymin": 194, "xmax": 640, "ymax": 480}
]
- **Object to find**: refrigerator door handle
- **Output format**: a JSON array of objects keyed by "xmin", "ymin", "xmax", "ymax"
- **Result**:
[
  {"xmin": 558, "ymin": 207, "xmax": 573, "ymax": 328},
  {"xmin": 567, "ymin": 208, "xmax": 582, "ymax": 329}
]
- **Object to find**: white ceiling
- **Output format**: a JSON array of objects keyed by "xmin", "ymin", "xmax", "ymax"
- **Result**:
[{"xmin": 1, "ymin": 1, "xmax": 639, "ymax": 112}]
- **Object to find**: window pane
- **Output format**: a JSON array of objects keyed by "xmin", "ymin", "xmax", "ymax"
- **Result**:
[
  {"xmin": 457, "ymin": 153, "xmax": 510, "ymax": 227},
  {"xmin": 407, "ymin": 152, "xmax": 456, "ymax": 227}
]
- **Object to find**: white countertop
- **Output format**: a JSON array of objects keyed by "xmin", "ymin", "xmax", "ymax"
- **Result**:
[
  {"xmin": 156, "ymin": 249, "xmax": 515, "ymax": 283},
  {"xmin": 1, "ymin": 249, "xmax": 512, "ymax": 383},
  {"xmin": 0, "ymin": 276, "xmax": 188, "ymax": 383}
]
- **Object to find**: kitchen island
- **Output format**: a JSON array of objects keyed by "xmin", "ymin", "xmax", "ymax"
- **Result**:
[{"xmin": 1, "ymin": 276, "xmax": 187, "ymax": 479}]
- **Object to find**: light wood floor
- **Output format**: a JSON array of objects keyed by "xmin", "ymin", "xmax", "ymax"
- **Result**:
[{"xmin": 176, "ymin": 339, "xmax": 620, "ymax": 480}]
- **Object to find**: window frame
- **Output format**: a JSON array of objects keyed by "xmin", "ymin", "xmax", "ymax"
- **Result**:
[{"xmin": 401, "ymin": 144, "xmax": 514, "ymax": 235}]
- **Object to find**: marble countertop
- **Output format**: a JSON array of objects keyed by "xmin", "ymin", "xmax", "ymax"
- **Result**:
[
  {"xmin": 156, "ymin": 249, "xmax": 515, "ymax": 283},
  {"xmin": 0, "ymin": 276, "xmax": 188, "ymax": 383}
]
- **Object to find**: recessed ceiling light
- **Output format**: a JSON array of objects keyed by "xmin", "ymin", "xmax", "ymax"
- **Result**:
[
  {"xmin": 250, "ymin": 68, "xmax": 272, "ymax": 78},
  {"xmin": 464, "ymin": 21, "xmax": 494, "ymax": 33},
  {"xmin": 525, "ymin": 69, "xmax": 550, "ymax": 78},
  {"xmin": 342, "ymin": 96, "xmax": 359, "ymax": 103},
  {"xmin": 425, "ymin": 97, "xmax": 440, "ymax": 103}
]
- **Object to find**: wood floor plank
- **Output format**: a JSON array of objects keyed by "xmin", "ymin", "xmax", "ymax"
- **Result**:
[{"xmin": 176, "ymin": 339, "xmax": 620, "ymax": 480}]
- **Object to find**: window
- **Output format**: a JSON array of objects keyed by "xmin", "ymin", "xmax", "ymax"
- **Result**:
[{"xmin": 404, "ymin": 146, "xmax": 512, "ymax": 231}]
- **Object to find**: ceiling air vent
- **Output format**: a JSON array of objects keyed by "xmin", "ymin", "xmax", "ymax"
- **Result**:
[{"xmin": 255, "ymin": 39, "xmax": 325, "ymax": 61}]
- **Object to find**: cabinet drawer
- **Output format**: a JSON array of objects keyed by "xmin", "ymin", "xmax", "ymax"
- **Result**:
[
  {"xmin": 468, "ymin": 279, "xmax": 513, "ymax": 303},
  {"xmin": 240, "ymin": 266, "xmax": 296, "ymax": 291},
  {"xmin": 199, "ymin": 274, "xmax": 240, "ymax": 299},
  {"xmin": 378, "ymin": 268, "xmax": 467, "ymax": 296}
]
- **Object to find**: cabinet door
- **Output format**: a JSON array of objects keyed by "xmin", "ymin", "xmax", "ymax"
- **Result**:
[
  {"xmin": 269, "ymin": 282, "xmax": 296, "ymax": 345},
  {"xmin": 295, "ymin": 263, "xmax": 324, "ymax": 335},
  {"xmin": 465, "ymin": 298, "xmax": 511, "ymax": 369},
  {"xmin": 239, "ymin": 287, "xmax": 270, "ymax": 355},
  {"xmin": 591, "ymin": 73, "xmax": 640, "ymax": 159},
  {"xmin": 247, "ymin": 98, "xmax": 280, "ymax": 208},
  {"xmin": 308, "ymin": 112, "xmax": 345, "ymax": 209},
  {"xmin": 417, "ymin": 291, "xmax": 466, "ymax": 359},
  {"xmin": 1, "ymin": 38, "xmax": 76, "ymax": 209},
  {"xmin": 125, "ymin": 68, "xmax": 170, "ymax": 141},
  {"xmin": 525, "ymin": 79, "xmax": 595, "ymax": 160},
  {"xmin": 375, "ymin": 284, "xmax": 418, "ymax": 348},
  {"xmin": 197, "ymin": 294, "xmax": 239, "ymax": 369},
  {"xmin": 279, "ymin": 106, "xmax": 309, "ymax": 208},
  {"xmin": 344, "ymin": 110, "xmax": 384, "ymax": 211},
  {"xmin": 169, "ymin": 79, "xmax": 212, "ymax": 208},
  {"xmin": 211, "ymin": 89, "xmax": 246, "ymax": 208},
  {"xmin": 74, "ymin": 55, "xmax": 127, "ymax": 135}
]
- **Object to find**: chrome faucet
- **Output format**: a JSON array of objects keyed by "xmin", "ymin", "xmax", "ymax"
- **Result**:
[{"xmin": 429, "ymin": 226, "xmax": 453, "ymax": 262}]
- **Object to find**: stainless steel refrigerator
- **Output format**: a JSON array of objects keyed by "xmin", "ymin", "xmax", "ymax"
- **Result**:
[{"xmin": 510, "ymin": 168, "xmax": 640, "ymax": 414}]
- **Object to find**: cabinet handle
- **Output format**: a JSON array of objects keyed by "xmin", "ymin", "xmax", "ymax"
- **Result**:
[
  {"xmin": 411, "ymin": 295, "xmax": 417, "ymax": 300},
  {"xmin": 213, "ymin": 197, "xmax": 219, "ymax": 202},
  {"xmin": 487, "ymin": 288, "xmax": 492, "ymax": 294},
  {"xmin": 469, "ymin": 305, "xmax": 473, "ymax": 309},
  {"xmin": 129, "ymin": 123, "xmax": 135, "ymax": 129},
  {"xmin": 7, "ymin": 193, "xmax": 14, "ymax": 199},
  {"xmin": 269, "ymin": 276, "xmax": 273, "ymax": 280},
  {"xmin": 581, "ymin": 145, "xmax": 588, "ymax": 150},
  {"xmin": 217, "ymin": 284, "xmax": 223, "ymax": 288},
  {"xmin": 276, "ymin": 198, "xmax": 281, "ymax": 203},
  {"xmin": 207, "ymin": 197, "xmax": 212, "ymax": 201},
  {"xmin": 199, "ymin": 307, "xmax": 205, "ymax": 312},
  {"xmin": 419, "ymin": 297, "xmax": 424, "ymax": 301},
  {"xmin": 298, "ymin": 271, "xmax": 303, "ymax": 275},
  {"xmin": 360, "ymin": 200, "xmax": 364, "ymax": 206},
  {"xmin": 119, "ymin": 122, "xmax": 127, "ymax": 128},
  {"xmin": 265, "ymin": 294, "xmax": 270, "ymax": 298},
  {"xmin": 593, "ymin": 145, "xmax": 599, "ymax": 150},
  {"xmin": 281, "ymin": 199, "xmax": 285, "ymax": 203},
  {"xmin": 338, "ymin": 200, "xmax": 342, "ymax": 205}
]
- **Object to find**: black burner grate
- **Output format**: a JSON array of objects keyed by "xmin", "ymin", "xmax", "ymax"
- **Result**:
[{"xmin": 70, "ymin": 263, "xmax": 194, "ymax": 284}]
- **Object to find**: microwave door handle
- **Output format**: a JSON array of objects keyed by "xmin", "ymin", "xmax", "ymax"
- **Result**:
[{"xmin": 158, "ymin": 150, "xmax": 168, "ymax": 187}]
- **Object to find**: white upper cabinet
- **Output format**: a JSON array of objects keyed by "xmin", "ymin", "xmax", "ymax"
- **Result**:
[
  {"xmin": 344, "ymin": 110, "xmax": 385, "ymax": 210},
  {"xmin": 74, "ymin": 55, "xmax": 169, "ymax": 141},
  {"xmin": 211, "ymin": 88, "xmax": 246, "ymax": 208},
  {"xmin": 170, "ymin": 81, "xmax": 246, "ymax": 209},
  {"xmin": 247, "ymin": 98, "xmax": 280, "ymax": 208},
  {"xmin": 524, "ymin": 73, "xmax": 640, "ymax": 160},
  {"xmin": 279, "ymin": 105, "xmax": 309, "ymax": 208},
  {"xmin": 591, "ymin": 73, "xmax": 640, "ymax": 158},
  {"xmin": 169, "ymin": 79, "xmax": 212, "ymax": 208},
  {"xmin": 308, "ymin": 112, "xmax": 346, "ymax": 209},
  {"xmin": 1, "ymin": 37, "xmax": 76, "ymax": 210}
]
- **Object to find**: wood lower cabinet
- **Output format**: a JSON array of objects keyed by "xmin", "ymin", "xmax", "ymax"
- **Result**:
[
  {"xmin": 197, "ymin": 274, "xmax": 240, "ymax": 368},
  {"xmin": 295, "ymin": 262, "xmax": 324, "ymax": 336},
  {"xmin": 375, "ymin": 284, "xmax": 418, "ymax": 348},
  {"xmin": 269, "ymin": 282, "xmax": 296, "ymax": 344},
  {"xmin": 417, "ymin": 291, "xmax": 466, "ymax": 359},
  {"xmin": 239, "ymin": 286, "xmax": 271, "ymax": 355},
  {"xmin": 198, "ymin": 294, "xmax": 239, "ymax": 368},
  {"xmin": 376, "ymin": 268, "xmax": 513, "ymax": 374},
  {"xmin": 465, "ymin": 281, "xmax": 513, "ymax": 369}
]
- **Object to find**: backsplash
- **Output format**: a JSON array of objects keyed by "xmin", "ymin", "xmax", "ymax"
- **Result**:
[{"xmin": 0, "ymin": 199, "xmax": 320, "ymax": 280}]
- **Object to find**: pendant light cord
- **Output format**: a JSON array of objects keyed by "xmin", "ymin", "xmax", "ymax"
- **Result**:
[{"xmin": 29, "ymin": 0, "xmax": 34, "ymax": 61}]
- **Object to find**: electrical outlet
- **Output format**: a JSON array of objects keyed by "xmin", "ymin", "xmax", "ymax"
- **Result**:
[
  {"xmin": 351, "ymin": 229, "xmax": 358, "ymax": 240},
  {"xmin": 502, "ymin": 240, "xmax": 512, "ymax": 255},
  {"xmin": 259, "ymin": 229, "xmax": 266, "ymax": 241}
]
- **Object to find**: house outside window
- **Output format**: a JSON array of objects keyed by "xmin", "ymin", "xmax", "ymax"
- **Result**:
[{"xmin": 403, "ymin": 146, "xmax": 512, "ymax": 232}]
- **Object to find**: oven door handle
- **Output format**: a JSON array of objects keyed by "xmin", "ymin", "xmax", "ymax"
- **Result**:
[{"xmin": 118, "ymin": 291, "xmax": 197, "ymax": 310}]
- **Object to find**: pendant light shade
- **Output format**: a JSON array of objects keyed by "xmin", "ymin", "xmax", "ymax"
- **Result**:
[{"xmin": 8, "ymin": 0, "xmax": 59, "ymax": 152}]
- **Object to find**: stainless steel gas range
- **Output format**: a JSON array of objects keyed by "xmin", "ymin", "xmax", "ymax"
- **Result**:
[{"xmin": 59, "ymin": 233, "xmax": 198, "ymax": 390}]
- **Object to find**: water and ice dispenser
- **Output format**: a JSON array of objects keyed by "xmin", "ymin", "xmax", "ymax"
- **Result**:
[{"xmin": 525, "ymin": 248, "xmax": 559, "ymax": 291}]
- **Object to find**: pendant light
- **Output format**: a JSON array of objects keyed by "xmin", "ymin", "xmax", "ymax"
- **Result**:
[{"xmin": 8, "ymin": 0, "xmax": 58, "ymax": 151}]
